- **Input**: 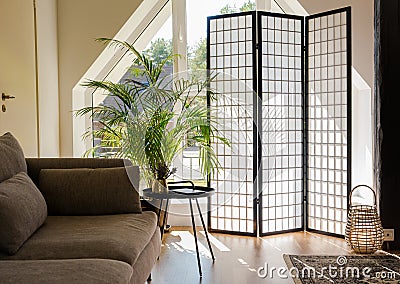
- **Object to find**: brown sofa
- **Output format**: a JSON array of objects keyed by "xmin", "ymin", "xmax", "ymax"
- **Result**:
[{"xmin": 0, "ymin": 157, "xmax": 161, "ymax": 284}]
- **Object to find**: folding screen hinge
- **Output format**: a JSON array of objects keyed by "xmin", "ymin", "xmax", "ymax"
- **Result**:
[
  {"xmin": 256, "ymin": 43, "xmax": 260, "ymax": 49},
  {"xmin": 255, "ymin": 198, "xmax": 260, "ymax": 204}
]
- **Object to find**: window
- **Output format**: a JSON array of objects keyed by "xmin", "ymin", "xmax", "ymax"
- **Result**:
[{"xmin": 87, "ymin": 0, "xmax": 257, "ymax": 183}]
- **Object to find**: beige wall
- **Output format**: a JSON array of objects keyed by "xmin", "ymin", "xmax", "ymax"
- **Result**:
[
  {"xmin": 0, "ymin": 0, "xmax": 38, "ymax": 157},
  {"xmin": 299, "ymin": 0, "xmax": 374, "ymax": 89},
  {"xmin": 57, "ymin": 0, "xmax": 143, "ymax": 157},
  {"xmin": 0, "ymin": 0, "xmax": 144, "ymax": 157}
]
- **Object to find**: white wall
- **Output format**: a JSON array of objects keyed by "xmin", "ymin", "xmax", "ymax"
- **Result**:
[
  {"xmin": 0, "ymin": 0, "xmax": 38, "ymax": 157},
  {"xmin": 72, "ymin": 0, "xmax": 170, "ymax": 157},
  {"xmin": 352, "ymin": 70, "xmax": 373, "ymax": 187},
  {"xmin": 36, "ymin": 0, "xmax": 60, "ymax": 157},
  {"xmin": 57, "ymin": 0, "xmax": 144, "ymax": 157}
]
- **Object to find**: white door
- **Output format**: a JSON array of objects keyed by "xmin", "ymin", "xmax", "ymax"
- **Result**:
[{"xmin": 0, "ymin": 0, "xmax": 38, "ymax": 156}]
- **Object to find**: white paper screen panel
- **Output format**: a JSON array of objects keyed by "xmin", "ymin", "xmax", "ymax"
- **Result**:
[
  {"xmin": 259, "ymin": 13, "xmax": 304, "ymax": 234},
  {"xmin": 208, "ymin": 13, "xmax": 256, "ymax": 234},
  {"xmin": 306, "ymin": 9, "xmax": 351, "ymax": 235}
]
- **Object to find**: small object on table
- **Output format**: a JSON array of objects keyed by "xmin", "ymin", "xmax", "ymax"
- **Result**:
[{"xmin": 142, "ymin": 180, "xmax": 215, "ymax": 277}]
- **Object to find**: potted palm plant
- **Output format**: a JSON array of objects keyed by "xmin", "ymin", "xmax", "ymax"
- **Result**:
[{"xmin": 77, "ymin": 38, "xmax": 229, "ymax": 192}]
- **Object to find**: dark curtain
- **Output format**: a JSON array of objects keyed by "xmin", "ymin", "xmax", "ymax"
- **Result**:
[{"xmin": 375, "ymin": 0, "xmax": 400, "ymax": 249}]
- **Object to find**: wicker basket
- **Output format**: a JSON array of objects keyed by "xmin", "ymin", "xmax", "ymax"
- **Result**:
[{"xmin": 345, "ymin": 185, "xmax": 383, "ymax": 254}]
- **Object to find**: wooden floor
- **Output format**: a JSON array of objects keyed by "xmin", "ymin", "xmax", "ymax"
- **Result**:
[{"xmin": 150, "ymin": 227, "xmax": 353, "ymax": 284}]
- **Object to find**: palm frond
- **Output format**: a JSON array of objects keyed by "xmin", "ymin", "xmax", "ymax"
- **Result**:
[{"xmin": 77, "ymin": 38, "xmax": 231, "ymax": 184}]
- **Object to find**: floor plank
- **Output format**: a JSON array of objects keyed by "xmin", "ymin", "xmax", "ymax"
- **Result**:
[{"xmin": 150, "ymin": 227, "xmax": 352, "ymax": 284}]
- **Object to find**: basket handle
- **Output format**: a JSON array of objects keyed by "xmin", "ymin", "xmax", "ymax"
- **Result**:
[{"xmin": 349, "ymin": 184, "xmax": 377, "ymax": 206}]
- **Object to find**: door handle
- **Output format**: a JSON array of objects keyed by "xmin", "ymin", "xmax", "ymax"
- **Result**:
[{"xmin": 2, "ymin": 93, "xmax": 15, "ymax": 101}]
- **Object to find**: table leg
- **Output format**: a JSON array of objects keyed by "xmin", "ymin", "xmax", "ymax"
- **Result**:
[
  {"xmin": 189, "ymin": 198, "xmax": 202, "ymax": 277},
  {"xmin": 157, "ymin": 198, "xmax": 163, "ymax": 224},
  {"xmin": 160, "ymin": 198, "xmax": 169, "ymax": 240},
  {"xmin": 195, "ymin": 198, "xmax": 215, "ymax": 262}
]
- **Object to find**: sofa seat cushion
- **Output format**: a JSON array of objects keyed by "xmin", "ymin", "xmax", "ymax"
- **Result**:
[
  {"xmin": 0, "ymin": 212, "xmax": 158, "ymax": 266},
  {"xmin": 0, "ymin": 259, "xmax": 132, "ymax": 284}
]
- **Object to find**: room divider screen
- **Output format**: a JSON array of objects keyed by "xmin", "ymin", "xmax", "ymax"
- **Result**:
[{"xmin": 207, "ymin": 7, "xmax": 351, "ymax": 237}]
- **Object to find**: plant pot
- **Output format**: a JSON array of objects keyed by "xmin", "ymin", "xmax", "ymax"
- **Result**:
[{"xmin": 152, "ymin": 179, "xmax": 168, "ymax": 193}]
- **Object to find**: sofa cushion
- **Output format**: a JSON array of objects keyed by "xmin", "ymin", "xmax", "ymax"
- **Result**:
[
  {"xmin": 38, "ymin": 166, "xmax": 141, "ymax": 215},
  {"xmin": 26, "ymin": 158, "xmax": 130, "ymax": 186},
  {"xmin": 0, "ymin": 212, "xmax": 158, "ymax": 266},
  {"xmin": 0, "ymin": 259, "xmax": 133, "ymax": 284},
  {"xmin": 0, "ymin": 132, "xmax": 27, "ymax": 183},
  {"xmin": 0, "ymin": 172, "xmax": 47, "ymax": 255}
]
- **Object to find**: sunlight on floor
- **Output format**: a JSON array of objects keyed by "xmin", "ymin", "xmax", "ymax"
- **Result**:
[
  {"xmin": 260, "ymin": 237, "xmax": 283, "ymax": 252},
  {"xmin": 237, "ymin": 257, "xmax": 258, "ymax": 274},
  {"xmin": 306, "ymin": 231, "xmax": 352, "ymax": 253},
  {"xmin": 169, "ymin": 231, "xmax": 212, "ymax": 258},
  {"xmin": 199, "ymin": 231, "xmax": 231, "ymax": 252}
]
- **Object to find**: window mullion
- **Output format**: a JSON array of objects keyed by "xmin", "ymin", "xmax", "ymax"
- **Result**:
[{"xmin": 172, "ymin": 0, "xmax": 188, "ymax": 76}]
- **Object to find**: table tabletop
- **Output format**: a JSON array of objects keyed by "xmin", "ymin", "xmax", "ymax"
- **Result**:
[{"xmin": 142, "ymin": 186, "xmax": 215, "ymax": 200}]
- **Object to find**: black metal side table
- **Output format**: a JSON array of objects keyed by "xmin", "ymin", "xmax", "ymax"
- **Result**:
[{"xmin": 142, "ymin": 181, "xmax": 215, "ymax": 277}]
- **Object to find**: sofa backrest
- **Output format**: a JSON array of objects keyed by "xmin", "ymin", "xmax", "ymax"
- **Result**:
[
  {"xmin": 25, "ymin": 158, "xmax": 142, "ymax": 215},
  {"xmin": 26, "ymin": 158, "xmax": 129, "ymax": 186}
]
